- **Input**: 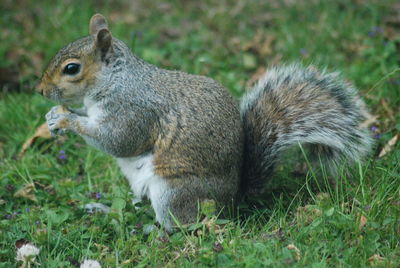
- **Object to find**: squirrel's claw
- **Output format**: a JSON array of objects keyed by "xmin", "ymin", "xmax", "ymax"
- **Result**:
[{"xmin": 46, "ymin": 105, "xmax": 71, "ymax": 136}]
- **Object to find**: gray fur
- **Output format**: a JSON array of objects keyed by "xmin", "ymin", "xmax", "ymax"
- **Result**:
[
  {"xmin": 39, "ymin": 15, "xmax": 373, "ymax": 227},
  {"xmin": 240, "ymin": 64, "xmax": 373, "ymax": 195}
]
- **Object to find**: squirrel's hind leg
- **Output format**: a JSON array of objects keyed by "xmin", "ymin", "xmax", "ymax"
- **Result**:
[
  {"xmin": 117, "ymin": 155, "xmax": 235, "ymax": 230},
  {"xmin": 116, "ymin": 154, "xmax": 174, "ymax": 230},
  {"xmin": 162, "ymin": 175, "xmax": 237, "ymax": 227}
]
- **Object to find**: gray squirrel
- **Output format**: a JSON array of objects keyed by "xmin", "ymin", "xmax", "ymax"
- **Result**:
[{"xmin": 36, "ymin": 14, "xmax": 372, "ymax": 230}]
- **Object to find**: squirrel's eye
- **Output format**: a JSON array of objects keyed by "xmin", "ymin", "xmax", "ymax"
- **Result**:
[{"xmin": 63, "ymin": 63, "xmax": 81, "ymax": 75}]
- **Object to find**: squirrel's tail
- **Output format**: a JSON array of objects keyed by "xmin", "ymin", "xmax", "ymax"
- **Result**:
[{"xmin": 240, "ymin": 64, "xmax": 373, "ymax": 196}]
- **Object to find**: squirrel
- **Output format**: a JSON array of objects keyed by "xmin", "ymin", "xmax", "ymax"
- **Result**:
[{"xmin": 36, "ymin": 14, "xmax": 372, "ymax": 230}]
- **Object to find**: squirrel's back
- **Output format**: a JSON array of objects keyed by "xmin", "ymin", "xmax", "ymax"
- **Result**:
[
  {"xmin": 240, "ymin": 64, "xmax": 372, "ymax": 195},
  {"xmin": 149, "ymin": 69, "xmax": 243, "ymax": 183}
]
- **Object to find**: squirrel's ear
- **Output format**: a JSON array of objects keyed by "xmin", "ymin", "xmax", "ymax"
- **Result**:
[
  {"xmin": 95, "ymin": 28, "xmax": 113, "ymax": 61},
  {"xmin": 89, "ymin": 13, "xmax": 109, "ymax": 35}
]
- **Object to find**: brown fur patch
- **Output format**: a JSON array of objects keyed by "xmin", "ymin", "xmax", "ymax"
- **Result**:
[{"xmin": 56, "ymin": 118, "xmax": 70, "ymax": 129}]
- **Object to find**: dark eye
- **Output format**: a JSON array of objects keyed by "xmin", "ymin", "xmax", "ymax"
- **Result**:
[{"xmin": 63, "ymin": 63, "xmax": 81, "ymax": 75}]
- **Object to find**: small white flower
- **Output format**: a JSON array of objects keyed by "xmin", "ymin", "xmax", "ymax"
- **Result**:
[
  {"xmin": 80, "ymin": 259, "xmax": 102, "ymax": 268},
  {"xmin": 16, "ymin": 243, "xmax": 40, "ymax": 262}
]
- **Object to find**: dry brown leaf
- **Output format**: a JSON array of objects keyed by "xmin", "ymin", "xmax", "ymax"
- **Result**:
[
  {"xmin": 246, "ymin": 66, "xmax": 266, "ymax": 89},
  {"xmin": 296, "ymin": 205, "xmax": 322, "ymax": 225},
  {"xmin": 259, "ymin": 35, "xmax": 275, "ymax": 57},
  {"xmin": 243, "ymin": 30, "xmax": 263, "ymax": 51},
  {"xmin": 243, "ymin": 30, "xmax": 275, "ymax": 57},
  {"xmin": 359, "ymin": 115, "xmax": 378, "ymax": 129},
  {"xmin": 359, "ymin": 215, "xmax": 367, "ymax": 230},
  {"xmin": 19, "ymin": 122, "xmax": 52, "ymax": 158},
  {"xmin": 14, "ymin": 183, "xmax": 37, "ymax": 202},
  {"xmin": 94, "ymin": 243, "xmax": 110, "ymax": 257},
  {"xmin": 287, "ymin": 244, "xmax": 301, "ymax": 261},
  {"xmin": 368, "ymin": 254, "xmax": 385, "ymax": 265},
  {"xmin": 380, "ymin": 99, "xmax": 395, "ymax": 119},
  {"xmin": 378, "ymin": 134, "xmax": 399, "ymax": 158}
]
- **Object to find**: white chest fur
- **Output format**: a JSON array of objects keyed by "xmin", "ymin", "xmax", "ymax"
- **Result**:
[
  {"xmin": 84, "ymin": 98, "xmax": 104, "ymax": 125},
  {"xmin": 116, "ymin": 154, "xmax": 158, "ymax": 199},
  {"xmin": 116, "ymin": 154, "xmax": 171, "ymax": 227},
  {"xmin": 116, "ymin": 154, "xmax": 169, "ymax": 202},
  {"xmin": 81, "ymin": 97, "xmax": 105, "ymax": 150}
]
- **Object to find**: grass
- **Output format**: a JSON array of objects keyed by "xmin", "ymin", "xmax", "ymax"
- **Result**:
[{"xmin": 1, "ymin": 0, "xmax": 399, "ymax": 267}]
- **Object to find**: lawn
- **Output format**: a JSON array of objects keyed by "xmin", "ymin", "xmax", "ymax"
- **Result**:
[{"xmin": 0, "ymin": 0, "xmax": 399, "ymax": 267}]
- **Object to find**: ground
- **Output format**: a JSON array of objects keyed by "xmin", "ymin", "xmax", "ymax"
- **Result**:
[{"xmin": 0, "ymin": 0, "xmax": 399, "ymax": 267}]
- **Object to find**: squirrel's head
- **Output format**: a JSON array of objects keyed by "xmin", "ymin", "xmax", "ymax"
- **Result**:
[{"xmin": 37, "ymin": 14, "xmax": 114, "ymax": 105}]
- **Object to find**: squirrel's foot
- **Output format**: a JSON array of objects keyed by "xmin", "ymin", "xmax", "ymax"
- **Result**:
[{"xmin": 46, "ymin": 105, "xmax": 74, "ymax": 136}]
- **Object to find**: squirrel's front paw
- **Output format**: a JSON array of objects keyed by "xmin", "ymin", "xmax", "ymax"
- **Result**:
[{"xmin": 46, "ymin": 105, "xmax": 72, "ymax": 136}]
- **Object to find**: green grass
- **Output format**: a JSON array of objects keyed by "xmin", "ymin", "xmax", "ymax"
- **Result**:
[{"xmin": 1, "ymin": 0, "xmax": 399, "ymax": 267}]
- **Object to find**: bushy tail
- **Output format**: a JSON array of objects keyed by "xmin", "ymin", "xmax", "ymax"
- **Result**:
[{"xmin": 240, "ymin": 64, "xmax": 373, "ymax": 195}]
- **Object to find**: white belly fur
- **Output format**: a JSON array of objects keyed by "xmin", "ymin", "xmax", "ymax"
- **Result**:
[{"xmin": 116, "ymin": 153, "xmax": 172, "ymax": 228}]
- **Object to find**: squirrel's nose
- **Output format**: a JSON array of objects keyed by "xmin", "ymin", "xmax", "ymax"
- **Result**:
[{"xmin": 35, "ymin": 81, "xmax": 44, "ymax": 95}]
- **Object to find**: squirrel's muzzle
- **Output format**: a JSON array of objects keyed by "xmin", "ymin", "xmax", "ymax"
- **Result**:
[
  {"xmin": 36, "ymin": 80, "xmax": 52, "ymax": 97},
  {"xmin": 36, "ymin": 84, "xmax": 44, "ymax": 95}
]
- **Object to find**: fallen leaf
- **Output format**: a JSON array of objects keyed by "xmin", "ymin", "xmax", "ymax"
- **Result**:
[
  {"xmin": 243, "ymin": 30, "xmax": 275, "ymax": 57},
  {"xmin": 368, "ymin": 254, "xmax": 385, "ymax": 261},
  {"xmin": 243, "ymin": 30, "xmax": 264, "ymax": 52},
  {"xmin": 359, "ymin": 115, "xmax": 378, "ymax": 129},
  {"xmin": 296, "ymin": 205, "xmax": 322, "ymax": 225},
  {"xmin": 378, "ymin": 133, "xmax": 399, "ymax": 158},
  {"xmin": 246, "ymin": 66, "xmax": 266, "ymax": 89},
  {"xmin": 199, "ymin": 216, "xmax": 228, "ymax": 235},
  {"xmin": 67, "ymin": 199, "xmax": 80, "ymax": 206},
  {"xmin": 368, "ymin": 254, "xmax": 385, "ymax": 266},
  {"xmin": 380, "ymin": 99, "xmax": 395, "ymax": 120},
  {"xmin": 287, "ymin": 244, "xmax": 301, "ymax": 261},
  {"xmin": 19, "ymin": 122, "xmax": 52, "ymax": 158},
  {"xmin": 94, "ymin": 243, "xmax": 110, "ymax": 257},
  {"xmin": 259, "ymin": 35, "xmax": 275, "ymax": 57},
  {"xmin": 14, "ymin": 183, "xmax": 37, "ymax": 202},
  {"xmin": 359, "ymin": 215, "xmax": 367, "ymax": 230}
]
